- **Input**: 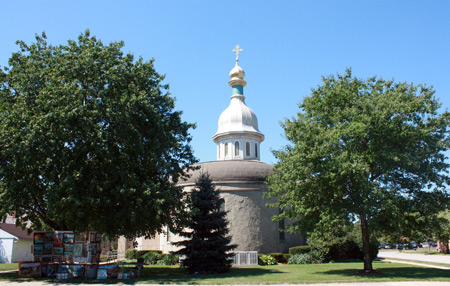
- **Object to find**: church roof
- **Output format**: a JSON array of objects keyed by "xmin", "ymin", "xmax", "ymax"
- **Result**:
[{"xmin": 178, "ymin": 160, "xmax": 273, "ymax": 186}]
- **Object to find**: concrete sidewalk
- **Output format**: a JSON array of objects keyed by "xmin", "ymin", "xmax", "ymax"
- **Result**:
[
  {"xmin": 0, "ymin": 282, "xmax": 449, "ymax": 286},
  {"xmin": 2, "ymin": 252, "xmax": 449, "ymax": 286}
]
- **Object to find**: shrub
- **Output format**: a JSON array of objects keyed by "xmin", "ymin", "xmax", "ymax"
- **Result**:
[
  {"xmin": 307, "ymin": 222, "xmax": 379, "ymax": 262},
  {"xmin": 269, "ymin": 253, "xmax": 285, "ymax": 263},
  {"xmin": 143, "ymin": 251, "xmax": 164, "ymax": 264},
  {"xmin": 157, "ymin": 253, "xmax": 179, "ymax": 265},
  {"xmin": 289, "ymin": 245, "xmax": 311, "ymax": 255},
  {"xmin": 125, "ymin": 249, "xmax": 138, "ymax": 259},
  {"xmin": 288, "ymin": 250, "xmax": 324, "ymax": 264},
  {"xmin": 258, "ymin": 254, "xmax": 277, "ymax": 265},
  {"xmin": 283, "ymin": 253, "xmax": 291, "ymax": 262},
  {"xmin": 136, "ymin": 250, "xmax": 161, "ymax": 259}
]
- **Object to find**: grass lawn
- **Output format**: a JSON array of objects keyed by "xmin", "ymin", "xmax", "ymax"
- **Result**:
[
  {"xmin": 378, "ymin": 258, "xmax": 450, "ymax": 269},
  {"xmin": 0, "ymin": 263, "xmax": 18, "ymax": 271},
  {"xmin": 1, "ymin": 261, "xmax": 450, "ymax": 283}
]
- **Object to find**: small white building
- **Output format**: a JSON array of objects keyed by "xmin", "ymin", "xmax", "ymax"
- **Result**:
[{"xmin": 0, "ymin": 223, "xmax": 33, "ymax": 263}]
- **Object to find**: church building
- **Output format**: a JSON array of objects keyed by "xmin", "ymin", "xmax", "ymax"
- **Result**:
[{"xmin": 125, "ymin": 46, "xmax": 304, "ymax": 255}]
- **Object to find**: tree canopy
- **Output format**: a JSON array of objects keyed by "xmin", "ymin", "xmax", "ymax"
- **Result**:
[
  {"xmin": 266, "ymin": 69, "xmax": 450, "ymax": 271},
  {"xmin": 174, "ymin": 173, "xmax": 236, "ymax": 273},
  {"xmin": 0, "ymin": 31, "xmax": 197, "ymax": 238}
]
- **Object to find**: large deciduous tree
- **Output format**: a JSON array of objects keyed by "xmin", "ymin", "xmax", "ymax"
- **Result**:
[
  {"xmin": 0, "ymin": 31, "xmax": 197, "ymax": 238},
  {"xmin": 266, "ymin": 69, "xmax": 450, "ymax": 271},
  {"xmin": 174, "ymin": 173, "xmax": 236, "ymax": 273}
]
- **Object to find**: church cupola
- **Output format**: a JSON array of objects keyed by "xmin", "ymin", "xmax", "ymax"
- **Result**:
[{"xmin": 212, "ymin": 45, "xmax": 264, "ymax": 161}]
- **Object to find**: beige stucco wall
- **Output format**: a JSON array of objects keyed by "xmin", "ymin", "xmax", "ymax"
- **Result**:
[
  {"xmin": 221, "ymin": 187, "xmax": 304, "ymax": 254},
  {"xmin": 147, "ymin": 182, "xmax": 304, "ymax": 254},
  {"xmin": 223, "ymin": 189, "xmax": 276, "ymax": 253}
]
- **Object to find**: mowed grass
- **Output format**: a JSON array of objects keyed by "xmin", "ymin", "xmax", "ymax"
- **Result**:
[
  {"xmin": 1, "ymin": 261, "xmax": 449, "ymax": 283},
  {"xmin": 136, "ymin": 262, "xmax": 450, "ymax": 284},
  {"xmin": 0, "ymin": 263, "xmax": 17, "ymax": 271}
]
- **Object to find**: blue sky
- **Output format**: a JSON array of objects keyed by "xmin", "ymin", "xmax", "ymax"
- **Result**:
[{"xmin": 2, "ymin": 1, "xmax": 449, "ymax": 164}]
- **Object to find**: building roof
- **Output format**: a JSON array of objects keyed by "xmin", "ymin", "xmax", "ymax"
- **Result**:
[
  {"xmin": 0, "ymin": 223, "xmax": 32, "ymax": 239},
  {"xmin": 178, "ymin": 160, "xmax": 273, "ymax": 186}
]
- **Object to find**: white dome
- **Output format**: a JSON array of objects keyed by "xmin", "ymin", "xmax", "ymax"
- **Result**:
[
  {"xmin": 213, "ymin": 46, "xmax": 264, "ymax": 160},
  {"xmin": 215, "ymin": 95, "xmax": 261, "ymax": 137}
]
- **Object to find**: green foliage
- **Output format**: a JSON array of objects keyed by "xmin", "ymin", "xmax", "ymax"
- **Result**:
[
  {"xmin": 308, "ymin": 222, "xmax": 378, "ymax": 262},
  {"xmin": 289, "ymin": 246, "xmax": 311, "ymax": 255},
  {"xmin": 136, "ymin": 251, "xmax": 178, "ymax": 265},
  {"xmin": 258, "ymin": 254, "xmax": 278, "ymax": 265},
  {"xmin": 0, "ymin": 31, "xmax": 197, "ymax": 238},
  {"xmin": 266, "ymin": 69, "xmax": 450, "ymax": 271},
  {"xmin": 125, "ymin": 249, "xmax": 138, "ymax": 260},
  {"xmin": 137, "ymin": 250, "xmax": 162, "ymax": 259},
  {"xmin": 435, "ymin": 210, "xmax": 450, "ymax": 242},
  {"xmin": 143, "ymin": 251, "xmax": 164, "ymax": 264},
  {"xmin": 288, "ymin": 250, "xmax": 325, "ymax": 264},
  {"xmin": 174, "ymin": 173, "xmax": 236, "ymax": 273},
  {"xmin": 269, "ymin": 253, "xmax": 286, "ymax": 263},
  {"xmin": 157, "ymin": 254, "xmax": 179, "ymax": 265},
  {"xmin": 283, "ymin": 254, "xmax": 291, "ymax": 262}
]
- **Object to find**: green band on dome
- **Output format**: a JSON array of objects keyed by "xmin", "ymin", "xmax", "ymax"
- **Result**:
[{"xmin": 232, "ymin": 85, "xmax": 244, "ymax": 95}]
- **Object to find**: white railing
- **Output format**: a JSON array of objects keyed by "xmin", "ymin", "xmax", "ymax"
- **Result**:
[{"xmin": 232, "ymin": 251, "xmax": 258, "ymax": 266}]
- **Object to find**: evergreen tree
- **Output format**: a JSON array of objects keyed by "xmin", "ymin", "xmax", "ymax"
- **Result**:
[{"xmin": 174, "ymin": 173, "xmax": 236, "ymax": 273}]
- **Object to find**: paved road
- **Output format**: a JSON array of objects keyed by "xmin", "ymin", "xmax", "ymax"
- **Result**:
[{"xmin": 378, "ymin": 250, "xmax": 450, "ymax": 265}]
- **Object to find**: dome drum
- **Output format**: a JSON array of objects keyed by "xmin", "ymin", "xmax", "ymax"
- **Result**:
[{"xmin": 215, "ymin": 137, "xmax": 261, "ymax": 161}]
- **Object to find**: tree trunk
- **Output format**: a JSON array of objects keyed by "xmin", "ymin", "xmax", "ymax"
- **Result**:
[{"xmin": 360, "ymin": 217, "xmax": 373, "ymax": 271}]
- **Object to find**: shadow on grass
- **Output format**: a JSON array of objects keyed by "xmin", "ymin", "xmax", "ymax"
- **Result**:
[
  {"xmin": 0, "ymin": 266, "xmax": 283, "ymax": 285},
  {"xmin": 320, "ymin": 265, "xmax": 450, "ymax": 281}
]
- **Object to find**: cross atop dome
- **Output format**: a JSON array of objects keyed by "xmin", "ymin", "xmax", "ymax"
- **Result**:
[
  {"xmin": 229, "ymin": 45, "xmax": 246, "ymax": 88},
  {"xmin": 232, "ymin": 45, "xmax": 243, "ymax": 62}
]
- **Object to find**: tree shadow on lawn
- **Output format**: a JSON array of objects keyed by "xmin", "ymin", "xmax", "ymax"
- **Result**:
[
  {"xmin": 0, "ymin": 266, "xmax": 283, "ymax": 285},
  {"xmin": 136, "ymin": 266, "xmax": 284, "ymax": 284},
  {"xmin": 320, "ymin": 266, "xmax": 450, "ymax": 281}
]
